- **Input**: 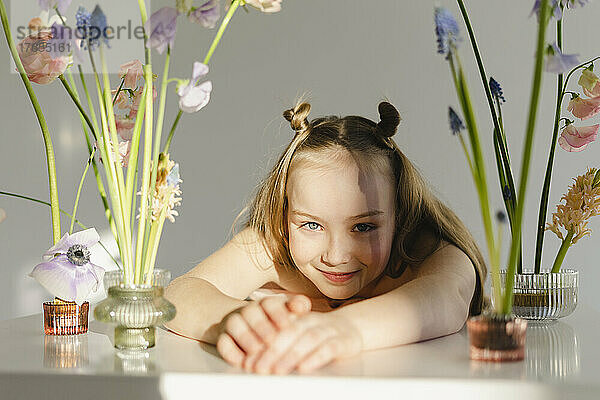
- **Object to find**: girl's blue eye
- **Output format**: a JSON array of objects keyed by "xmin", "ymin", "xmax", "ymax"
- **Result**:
[
  {"xmin": 354, "ymin": 223, "xmax": 375, "ymax": 232},
  {"xmin": 302, "ymin": 222, "xmax": 322, "ymax": 231}
]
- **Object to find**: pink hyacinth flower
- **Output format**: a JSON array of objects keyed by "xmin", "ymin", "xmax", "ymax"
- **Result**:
[
  {"xmin": 119, "ymin": 59, "xmax": 143, "ymax": 89},
  {"xmin": 17, "ymin": 31, "xmax": 70, "ymax": 85},
  {"xmin": 567, "ymin": 96, "xmax": 600, "ymax": 120},
  {"xmin": 558, "ymin": 124, "xmax": 599, "ymax": 152}
]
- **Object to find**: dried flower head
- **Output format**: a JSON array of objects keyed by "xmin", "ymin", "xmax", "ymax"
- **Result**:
[
  {"xmin": 138, "ymin": 153, "xmax": 183, "ymax": 223},
  {"xmin": 546, "ymin": 168, "xmax": 600, "ymax": 244}
]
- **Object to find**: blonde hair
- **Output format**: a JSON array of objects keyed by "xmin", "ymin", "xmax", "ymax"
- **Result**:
[{"xmin": 235, "ymin": 101, "xmax": 487, "ymax": 315}]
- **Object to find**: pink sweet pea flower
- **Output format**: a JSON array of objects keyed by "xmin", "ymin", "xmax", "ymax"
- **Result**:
[
  {"xmin": 242, "ymin": 0, "xmax": 282, "ymax": 13},
  {"xmin": 567, "ymin": 95, "xmax": 600, "ymax": 120},
  {"xmin": 558, "ymin": 124, "xmax": 599, "ymax": 152},
  {"xmin": 115, "ymin": 116, "xmax": 136, "ymax": 141},
  {"xmin": 177, "ymin": 62, "xmax": 212, "ymax": 113},
  {"xmin": 119, "ymin": 59, "xmax": 143, "ymax": 89},
  {"xmin": 38, "ymin": 0, "xmax": 72, "ymax": 14},
  {"xmin": 145, "ymin": 7, "xmax": 179, "ymax": 54},
  {"xmin": 17, "ymin": 30, "xmax": 70, "ymax": 85}
]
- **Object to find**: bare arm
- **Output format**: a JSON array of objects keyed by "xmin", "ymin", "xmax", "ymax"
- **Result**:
[
  {"xmin": 329, "ymin": 243, "xmax": 477, "ymax": 351},
  {"xmin": 163, "ymin": 227, "xmax": 278, "ymax": 344}
]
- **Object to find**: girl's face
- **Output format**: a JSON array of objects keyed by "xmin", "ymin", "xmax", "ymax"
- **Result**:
[{"xmin": 286, "ymin": 153, "xmax": 396, "ymax": 300}]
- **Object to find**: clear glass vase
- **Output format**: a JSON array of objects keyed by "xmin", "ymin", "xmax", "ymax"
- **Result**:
[
  {"xmin": 94, "ymin": 269, "xmax": 176, "ymax": 350},
  {"xmin": 467, "ymin": 313, "xmax": 527, "ymax": 362},
  {"xmin": 497, "ymin": 269, "xmax": 578, "ymax": 321}
]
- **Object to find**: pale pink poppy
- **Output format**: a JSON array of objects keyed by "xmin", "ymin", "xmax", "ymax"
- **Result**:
[
  {"xmin": 567, "ymin": 96, "xmax": 600, "ymax": 120},
  {"xmin": 118, "ymin": 59, "xmax": 143, "ymax": 89},
  {"xmin": 17, "ymin": 30, "xmax": 70, "ymax": 85},
  {"xmin": 558, "ymin": 124, "xmax": 599, "ymax": 152}
]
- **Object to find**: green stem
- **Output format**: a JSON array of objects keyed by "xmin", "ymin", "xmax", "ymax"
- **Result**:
[
  {"xmin": 69, "ymin": 148, "xmax": 95, "ymax": 234},
  {"xmin": 135, "ymin": 64, "xmax": 154, "ymax": 284},
  {"xmin": 503, "ymin": 0, "xmax": 549, "ymax": 315},
  {"xmin": 204, "ymin": 0, "xmax": 241, "ymax": 65},
  {"xmin": 112, "ymin": 78, "xmax": 125, "ymax": 106},
  {"xmin": 457, "ymin": 133, "xmax": 476, "ymax": 181},
  {"xmin": 137, "ymin": 0, "xmax": 151, "ymax": 66},
  {"xmin": 65, "ymin": 71, "xmax": 118, "ymax": 245},
  {"xmin": 163, "ymin": 0, "xmax": 241, "ymax": 154},
  {"xmin": 0, "ymin": 191, "xmax": 120, "ymax": 269},
  {"xmin": 551, "ymin": 231, "xmax": 573, "ymax": 273},
  {"xmin": 143, "ymin": 204, "xmax": 168, "ymax": 285},
  {"xmin": 140, "ymin": 47, "xmax": 172, "ymax": 281},
  {"xmin": 99, "ymin": 45, "xmax": 133, "ymax": 276},
  {"xmin": 0, "ymin": 0, "xmax": 61, "ymax": 244},
  {"xmin": 456, "ymin": 0, "xmax": 518, "ymax": 218},
  {"xmin": 449, "ymin": 52, "xmax": 500, "ymax": 309},
  {"xmin": 78, "ymin": 65, "xmax": 100, "ymax": 134},
  {"xmin": 58, "ymin": 75, "xmax": 99, "ymax": 140},
  {"xmin": 162, "ymin": 109, "xmax": 182, "ymax": 154},
  {"xmin": 535, "ymin": 17, "xmax": 563, "ymax": 274}
]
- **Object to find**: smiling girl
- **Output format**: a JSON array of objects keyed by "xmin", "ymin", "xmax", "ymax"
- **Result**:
[{"xmin": 164, "ymin": 101, "xmax": 486, "ymax": 375}]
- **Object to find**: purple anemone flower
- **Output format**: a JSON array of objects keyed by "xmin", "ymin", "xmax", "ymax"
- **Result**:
[
  {"xmin": 29, "ymin": 228, "xmax": 105, "ymax": 305},
  {"xmin": 448, "ymin": 107, "xmax": 465, "ymax": 135},
  {"xmin": 189, "ymin": 0, "xmax": 220, "ymax": 28},
  {"xmin": 145, "ymin": 7, "xmax": 179, "ymax": 54},
  {"xmin": 545, "ymin": 42, "xmax": 580, "ymax": 74},
  {"xmin": 177, "ymin": 62, "xmax": 212, "ymax": 113},
  {"xmin": 38, "ymin": 0, "xmax": 72, "ymax": 14}
]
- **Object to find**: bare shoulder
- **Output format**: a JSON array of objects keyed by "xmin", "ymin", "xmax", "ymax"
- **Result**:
[
  {"xmin": 180, "ymin": 226, "xmax": 279, "ymax": 300},
  {"xmin": 416, "ymin": 240, "xmax": 476, "ymax": 294}
]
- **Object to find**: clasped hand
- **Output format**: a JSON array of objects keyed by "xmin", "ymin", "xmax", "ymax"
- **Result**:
[{"xmin": 216, "ymin": 294, "xmax": 363, "ymax": 375}]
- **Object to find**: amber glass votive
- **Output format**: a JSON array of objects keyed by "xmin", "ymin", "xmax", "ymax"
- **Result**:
[
  {"xmin": 467, "ymin": 314, "xmax": 527, "ymax": 362},
  {"xmin": 43, "ymin": 299, "xmax": 89, "ymax": 335}
]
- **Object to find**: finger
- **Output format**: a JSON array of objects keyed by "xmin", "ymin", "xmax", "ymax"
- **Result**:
[
  {"xmin": 286, "ymin": 294, "xmax": 312, "ymax": 314},
  {"xmin": 223, "ymin": 312, "xmax": 265, "ymax": 355},
  {"xmin": 216, "ymin": 333, "xmax": 245, "ymax": 367},
  {"xmin": 243, "ymin": 348, "xmax": 264, "ymax": 372},
  {"xmin": 240, "ymin": 303, "xmax": 279, "ymax": 344},
  {"xmin": 297, "ymin": 339, "xmax": 340, "ymax": 373},
  {"xmin": 253, "ymin": 327, "xmax": 303, "ymax": 375},
  {"xmin": 260, "ymin": 297, "xmax": 294, "ymax": 330},
  {"xmin": 273, "ymin": 327, "xmax": 335, "ymax": 375}
]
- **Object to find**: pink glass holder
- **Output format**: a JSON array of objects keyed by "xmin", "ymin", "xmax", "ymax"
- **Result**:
[
  {"xmin": 467, "ymin": 314, "xmax": 527, "ymax": 362},
  {"xmin": 43, "ymin": 300, "xmax": 89, "ymax": 335}
]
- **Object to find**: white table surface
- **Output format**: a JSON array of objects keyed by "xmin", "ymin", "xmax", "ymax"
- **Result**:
[{"xmin": 0, "ymin": 304, "xmax": 598, "ymax": 400}]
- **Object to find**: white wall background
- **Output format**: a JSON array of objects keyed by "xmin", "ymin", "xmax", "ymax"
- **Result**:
[{"xmin": 1, "ymin": 0, "xmax": 599, "ymax": 321}]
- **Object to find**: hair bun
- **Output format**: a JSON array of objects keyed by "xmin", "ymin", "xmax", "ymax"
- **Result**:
[
  {"xmin": 283, "ymin": 102, "xmax": 311, "ymax": 135},
  {"xmin": 375, "ymin": 101, "xmax": 401, "ymax": 138}
]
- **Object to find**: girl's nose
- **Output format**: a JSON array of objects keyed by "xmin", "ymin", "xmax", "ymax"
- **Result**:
[{"xmin": 322, "ymin": 234, "xmax": 352, "ymax": 266}]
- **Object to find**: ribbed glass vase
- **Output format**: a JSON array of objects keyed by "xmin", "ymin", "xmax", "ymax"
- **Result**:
[
  {"xmin": 94, "ymin": 269, "xmax": 176, "ymax": 350},
  {"xmin": 497, "ymin": 269, "xmax": 578, "ymax": 321}
]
